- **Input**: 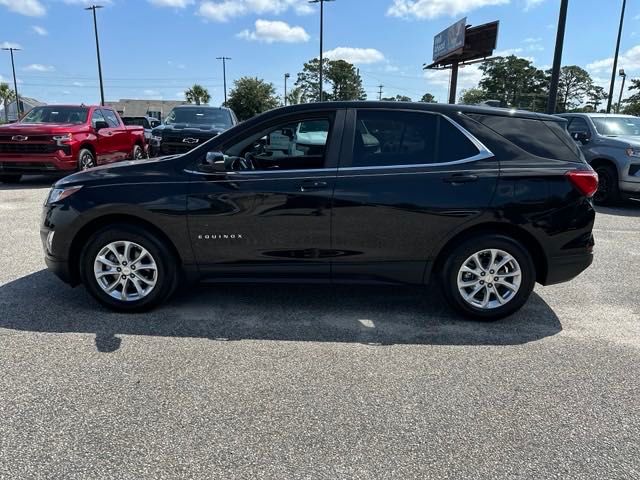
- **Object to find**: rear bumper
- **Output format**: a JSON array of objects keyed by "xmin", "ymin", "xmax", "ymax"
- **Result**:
[
  {"xmin": 0, "ymin": 152, "xmax": 77, "ymax": 174},
  {"xmin": 542, "ymin": 252, "xmax": 593, "ymax": 285}
]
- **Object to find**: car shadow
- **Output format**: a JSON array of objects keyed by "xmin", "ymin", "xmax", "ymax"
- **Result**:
[
  {"xmin": 0, "ymin": 270, "xmax": 562, "ymax": 352},
  {"xmin": 596, "ymin": 203, "xmax": 640, "ymax": 217},
  {"xmin": 0, "ymin": 175, "xmax": 63, "ymax": 190}
]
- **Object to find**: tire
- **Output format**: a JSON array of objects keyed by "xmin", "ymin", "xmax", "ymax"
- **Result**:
[
  {"xmin": 440, "ymin": 234, "xmax": 536, "ymax": 321},
  {"xmin": 79, "ymin": 224, "xmax": 177, "ymax": 312},
  {"xmin": 78, "ymin": 148, "xmax": 96, "ymax": 171},
  {"xmin": 132, "ymin": 144, "xmax": 146, "ymax": 160},
  {"xmin": 593, "ymin": 164, "xmax": 620, "ymax": 205},
  {"xmin": 0, "ymin": 174, "xmax": 22, "ymax": 183}
]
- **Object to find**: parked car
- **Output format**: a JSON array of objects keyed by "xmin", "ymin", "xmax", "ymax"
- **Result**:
[
  {"xmin": 41, "ymin": 102, "xmax": 597, "ymax": 319},
  {"xmin": 149, "ymin": 105, "xmax": 238, "ymax": 157},
  {"xmin": 121, "ymin": 116, "xmax": 161, "ymax": 142},
  {"xmin": 558, "ymin": 113, "xmax": 640, "ymax": 204},
  {"xmin": 0, "ymin": 105, "xmax": 147, "ymax": 183}
]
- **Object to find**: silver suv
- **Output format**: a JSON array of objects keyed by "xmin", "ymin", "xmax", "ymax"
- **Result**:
[{"xmin": 558, "ymin": 113, "xmax": 640, "ymax": 204}]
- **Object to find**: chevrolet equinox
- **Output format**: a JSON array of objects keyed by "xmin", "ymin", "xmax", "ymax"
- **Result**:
[{"xmin": 41, "ymin": 102, "xmax": 598, "ymax": 320}]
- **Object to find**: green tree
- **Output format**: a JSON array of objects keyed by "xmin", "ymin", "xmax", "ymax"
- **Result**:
[
  {"xmin": 420, "ymin": 93, "xmax": 437, "ymax": 103},
  {"xmin": 381, "ymin": 95, "xmax": 412, "ymax": 101},
  {"xmin": 295, "ymin": 57, "xmax": 366, "ymax": 102},
  {"xmin": 226, "ymin": 76, "xmax": 279, "ymax": 121},
  {"xmin": 554, "ymin": 65, "xmax": 592, "ymax": 112},
  {"xmin": 0, "ymin": 83, "xmax": 15, "ymax": 123},
  {"xmin": 479, "ymin": 55, "xmax": 546, "ymax": 108},
  {"xmin": 459, "ymin": 88, "xmax": 487, "ymax": 105},
  {"xmin": 185, "ymin": 84, "xmax": 211, "ymax": 105},
  {"xmin": 325, "ymin": 59, "xmax": 366, "ymax": 101},
  {"xmin": 285, "ymin": 86, "xmax": 305, "ymax": 106},
  {"xmin": 586, "ymin": 85, "xmax": 608, "ymax": 112},
  {"xmin": 622, "ymin": 78, "xmax": 640, "ymax": 115}
]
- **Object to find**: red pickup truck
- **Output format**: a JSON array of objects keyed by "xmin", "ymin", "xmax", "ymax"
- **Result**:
[{"xmin": 0, "ymin": 105, "xmax": 147, "ymax": 183}]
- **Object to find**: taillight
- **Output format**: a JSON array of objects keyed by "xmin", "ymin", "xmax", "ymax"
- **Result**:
[{"xmin": 566, "ymin": 170, "xmax": 598, "ymax": 198}]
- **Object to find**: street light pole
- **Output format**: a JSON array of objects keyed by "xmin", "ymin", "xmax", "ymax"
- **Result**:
[
  {"xmin": 546, "ymin": 0, "xmax": 569, "ymax": 114},
  {"xmin": 284, "ymin": 73, "xmax": 290, "ymax": 106},
  {"xmin": 617, "ymin": 68, "xmax": 627, "ymax": 113},
  {"xmin": 217, "ymin": 56, "xmax": 231, "ymax": 105},
  {"xmin": 85, "ymin": 5, "xmax": 105, "ymax": 106},
  {"xmin": 309, "ymin": 0, "xmax": 335, "ymax": 102},
  {"xmin": 1, "ymin": 47, "xmax": 21, "ymax": 118},
  {"xmin": 607, "ymin": 0, "xmax": 626, "ymax": 113}
]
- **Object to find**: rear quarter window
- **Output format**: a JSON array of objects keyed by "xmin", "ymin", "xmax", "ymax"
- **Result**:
[{"xmin": 466, "ymin": 114, "xmax": 583, "ymax": 162}]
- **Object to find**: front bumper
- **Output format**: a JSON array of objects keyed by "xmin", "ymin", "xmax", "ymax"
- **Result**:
[{"xmin": 0, "ymin": 152, "xmax": 77, "ymax": 174}]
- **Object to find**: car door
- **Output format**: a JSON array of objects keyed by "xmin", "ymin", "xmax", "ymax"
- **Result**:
[
  {"xmin": 90, "ymin": 108, "xmax": 113, "ymax": 164},
  {"xmin": 101, "ymin": 108, "xmax": 128, "ymax": 161},
  {"xmin": 331, "ymin": 108, "xmax": 499, "ymax": 284},
  {"xmin": 186, "ymin": 109, "xmax": 345, "ymax": 279}
]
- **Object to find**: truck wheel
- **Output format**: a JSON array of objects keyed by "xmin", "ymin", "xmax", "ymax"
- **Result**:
[
  {"xmin": 0, "ymin": 174, "xmax": 22, "ymax": 184},
  {"xmin": 78, "ymin": 148, "xmax": 96, "ymax": 170},
  {"xmin": 80, "ymin": 224, "xmax": 177, "ymax": 312},
  {"xmin": 132, "ymin": 144, "xmax": 146, "ymax": 160},
  {"xmin": 593, "ymin": 164, "xmax": 620, "ymax": 205},
  {"xmin": 440, "ymin": 234, "xmax": 536, "ymax": 321}
]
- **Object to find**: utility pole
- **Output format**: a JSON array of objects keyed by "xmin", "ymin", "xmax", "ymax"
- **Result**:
[
  {"xmin": 85, "ymin": 5, "xmax": 105, "ymax": 106},
  {"xmin": 617, "ymin": 68, "xmax": 627, "ymax": 113},
  {"xmin": 546, "ymin": 0, "xmax": 569, "ymax": 114},
  {"xmin": 1, "ymin": 46, "xmax": 21, "ymax": 118},
  {"xmin": 217, "ymin": 56, "xmax": 231, "ymax": 105},
  {"xmin": 377, "ymin": 84, "xmax": 384, "ymax": 101},
  {"xmin": 607, "ymin": 0, "xmax": 627, "ymax": 113},
  {"xmin": 284, "ymin": 73, "xmax": 290, "ymax": 106},
  {"xmin": 309, "ymin": 0, "xmax": 335, "ymax": 102}
]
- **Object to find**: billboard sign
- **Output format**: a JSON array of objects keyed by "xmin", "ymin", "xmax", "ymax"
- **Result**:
[{"xmin": 433, "ymin": 17, "xmax": 467, "ymax": 62}]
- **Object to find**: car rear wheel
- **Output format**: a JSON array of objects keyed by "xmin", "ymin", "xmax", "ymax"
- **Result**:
[
  {"xmin": 0, "ymin": 174, "xmax": 22, "ymax": 183},
  {"xmin": 80, "ymin": 224, "xmax": 177, "ymax": 312},
  {"xmin": 78, "ymin": 148, "xmax": 96, "ymax": 170},
  {"xmin": 440, "ymin": 234, "xmax": 536, "ymax": 320},
  {"xmin": 593, "ymin": 164, "xmax": 620, "ymax": 205}
]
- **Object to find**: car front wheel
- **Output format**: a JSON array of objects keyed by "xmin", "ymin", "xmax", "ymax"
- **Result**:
[
  {"xmin": 593, "ymin": 164, "xmax": 620, "ymax": 205},
  {"xmin": 78, "ymin": 148, "xmax": 96, "ymax": 170},
  {"xmin": 80, "ymin": 225, "xmax": 177, "ymax": 312},
  {"xmin": 440, "ymin": 234, "xmax": 536, "ymax": 320}
]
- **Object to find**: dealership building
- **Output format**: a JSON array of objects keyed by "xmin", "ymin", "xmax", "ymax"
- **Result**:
[{"xmin": 104, "ymin": 99, "xmax": 188, "ymax": 121}]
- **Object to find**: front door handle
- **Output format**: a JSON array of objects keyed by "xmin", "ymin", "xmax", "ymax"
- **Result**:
[
  {"xmin": 300, "ymin": 180, "xmax": 328, "ymax": 192},
  {"xmin": 443, "ymin": 173, "xmax": 479, "ymax": 184}
]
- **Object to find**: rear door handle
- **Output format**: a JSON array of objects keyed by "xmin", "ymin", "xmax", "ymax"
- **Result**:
[
  {"xmin": 300, "ymin": 180, "xmax": 328, "ymax": 192},
  {"xmin": 443, "ymin": 173, "xmax": 479, "ymax": 184}
]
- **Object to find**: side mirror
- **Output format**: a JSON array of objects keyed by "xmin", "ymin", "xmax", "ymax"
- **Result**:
[
  {"xmin": 199, "ymin": 151, "xmax": 226, "ymax": 173},
  {"xmin": 572, "ymin": 131, "xmax": 590, "ymax": 144},
  {"xmin": 94, "ymin": 120, "xmax": 109, "ymax": 131}
]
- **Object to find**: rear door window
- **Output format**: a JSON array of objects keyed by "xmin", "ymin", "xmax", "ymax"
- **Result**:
[{"xmin": 466, "ymin": 114, "xmax": 582, "ymax": 161}]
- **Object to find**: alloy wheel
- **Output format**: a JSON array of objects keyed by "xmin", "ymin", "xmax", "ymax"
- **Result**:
[
  {"xmin": 93, "ymin": 240, "xmax": 158, "ymax": 302},
  {"xmin": 80, "ymin": 152, "xmax": 95, "ymax": 170},
  {"xmin": 456, "ymin": 248, "xmax": 522, "ymax": 310}
]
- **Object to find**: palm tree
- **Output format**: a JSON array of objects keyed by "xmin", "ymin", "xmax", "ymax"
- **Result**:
[
  {"xmin": 0, "ymin": 83, "xmax": 15, "ymax": 123},
  {"xmin": 185, "ymin": 84, "xmax": 211, "ymax": 105}
]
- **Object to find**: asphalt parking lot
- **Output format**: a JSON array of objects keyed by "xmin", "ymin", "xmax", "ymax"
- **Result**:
[{"xmin": 0, "ymin": 176, "xmax": 639, "ymax": 479}]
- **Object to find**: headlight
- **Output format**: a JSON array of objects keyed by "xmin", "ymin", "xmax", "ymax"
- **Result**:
[
  {"xmin": 626, "ymin": 147, "xmax": 640, "ymax": 158},
  {"xmin": 52, "ymin": 133, "xmax": 73, "ymax": 143},
  {"xmin": 47, "ymin": 185, "xmax": 83, "ymax": 204}
]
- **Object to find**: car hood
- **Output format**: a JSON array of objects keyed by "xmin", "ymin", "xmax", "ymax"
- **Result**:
[
  {"xmin": 153, "ymin": 123, "xmax": 226, "ymax": 134},
  {"xmin": 55, "ymin": 155, "xmax": 182, "ymax": 187},
  {"xmin": 606, "ymin": 135, "xmax": 640, "ymax": 147},
  {"xmin": 0, "ymin": 122, "xmax": 86, "ymax": 135}
]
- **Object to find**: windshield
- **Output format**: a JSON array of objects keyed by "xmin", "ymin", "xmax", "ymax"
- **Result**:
[
  {"xmin": 592, "ymin": 116, "xmax": 640, "ymax": 136},
  {"xmin": 164, "ymin": 108, "xmax": 232, "ymax": 128},
  {"xmin": 21, "ymin": 106, "xmax": 89, "ymax": 124}
]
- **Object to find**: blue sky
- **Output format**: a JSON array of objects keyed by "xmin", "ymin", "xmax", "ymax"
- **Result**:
[{"xmin": 0, "ymin": 0, "xmax": 638, "ymax": 105}]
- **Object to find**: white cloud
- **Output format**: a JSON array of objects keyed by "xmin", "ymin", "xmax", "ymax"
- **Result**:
[
  {"xmin": 147, "ymin": 0, "xmax": 193, "ymax": 7},
  {"xmin": 387, "ymin": 0, "xmax": 509, "ymax": 19},
  {"xmin": 0, "ymin": 42, "xmax": 22, "ymax": 49},
  {"xmin": 324, "ymin": 47, "xmax": 386, "ymax": 65},
  {"xmin": 587, "ymin": 44, "xmax": 640, "ymax": 73},
  {"xmin": 199, "ymin": 0, "xmax": 313, "ymax": 22},
  {"xmin": 0, "ymin": 0, "xmax": 45, "ymax": 16},
  {"xmin": 72, "ymin": 81, "xmax": 84, "ymax": 87},
  {"xmin": 237, "ymin": 19, "xmax": 309, "ymax": 43},
  {"xmin": 24, "ymin": 64, "xmax": 55, "ymax": 72},
  {"xmin": 495, "ymin": 48, "xmax": 523, "ymax": 56},
  {"xmin": 143, "ymin": 89, "xmax": 161, "ymax": 96},
  {"xmin": 523, "ymin": 37, "xmax": 542, "ymax": 43},
  {"xmin": 62, "ymin": 0, "xmax": 113, "ymax": 5},
  {"xmin": 32, "ymin": 25, "xmax": 48, "ymax": 36},
  {"xmin": 424, "ymin": 63, "xmax": 483, "ymax": 92},
  {"xmin": 62, "ymin": 90, "xmax": 71, "ymax": 95},
  {"xmin": 524, "ymin": 0, "xmax": 545, "ymax": 10}
]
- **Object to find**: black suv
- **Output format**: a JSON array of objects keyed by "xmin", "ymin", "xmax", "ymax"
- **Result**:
[
  {"xmin": 149, "ymin": 105, "xmax": 238, "ymax": 157},
  {"xmin": 41, "ymin": 102, "xmax": 597, "ymax": 319}
]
